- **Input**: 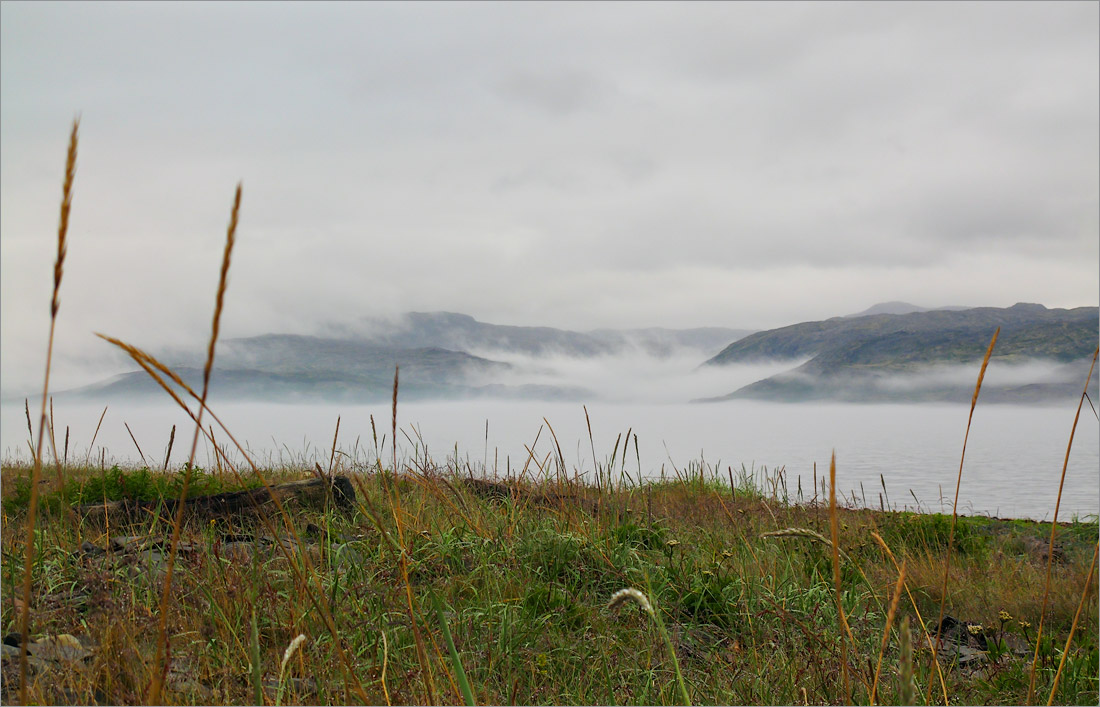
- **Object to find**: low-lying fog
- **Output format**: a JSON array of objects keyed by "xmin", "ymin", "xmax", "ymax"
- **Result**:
[
  {"xmin": 874, "ymin": 359, "xmax": 1094, "ymax": 392},
  {"xmin": 462, "ymin": 351, "xmax": 801, "ymax": 402},
  {"xmin": 460, "ymin": 352, "xmax": 1096, "ymax": 403}
]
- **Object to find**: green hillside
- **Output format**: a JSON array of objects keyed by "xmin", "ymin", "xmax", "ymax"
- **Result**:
[{"xmin": 702, "ymin": 304, "xmax": 1098, "ymax": 403}]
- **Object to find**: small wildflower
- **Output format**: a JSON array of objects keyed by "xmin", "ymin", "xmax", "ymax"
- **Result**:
[
  {"xmin": 607, "ymin": 588, "xmax": 654, "ymax": 616},
  {"xmin": 721, "ymin": 550, "xmax": 734, "ymax": 558},
  {"xmin": 666, "ymin": 539, "xmax": 681, "ymax": 548},
  {"xmin": 967, "ymin": 623, "xmax": 983, "ymax": 635},
  {"xmin": 1018, "ymin": 620, "xmax": 1031, "ymax": 629},
  {"xmin": 999, "ymin": 610, "xmax": 1012, "ymax": 622}
]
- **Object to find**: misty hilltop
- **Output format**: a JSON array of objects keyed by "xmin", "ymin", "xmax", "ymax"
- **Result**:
[
  {"xmin": 701, "ymin": 303, "xmax": 1099, "ymax": 403},
  {"xmin": 842, "ymin": 302, "xmax": 972, "ymax": 318},
  {"xmin": 60, "ymin": 313, "xmax": 752, "ymax": 404},
  {"xmin": 324, "ymin": 311, "xmax": 752, "ymax": 358}
]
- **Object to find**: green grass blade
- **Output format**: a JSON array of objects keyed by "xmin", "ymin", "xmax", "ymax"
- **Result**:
[{"xmin": 432, "ymin": 591, "xmax": 476, "ymax": 706}]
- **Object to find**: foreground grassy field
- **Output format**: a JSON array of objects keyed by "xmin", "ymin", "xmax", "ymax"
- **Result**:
[{"xmin": 1, "ymin": 459, "xmax": 1096, "ymax": 706}]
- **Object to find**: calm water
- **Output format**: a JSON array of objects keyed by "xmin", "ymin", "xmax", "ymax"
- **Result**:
[{"xmin": 2, "ymin": 398, "xmax": 1097, "ymax": 521}]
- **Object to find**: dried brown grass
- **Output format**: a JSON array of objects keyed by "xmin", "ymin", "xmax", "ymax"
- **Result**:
[
  {"xmin": 1027, "ymin": 345, "xmax": 1099, "ymax": 704},
  {"xmin": 928, "ymin": 325, "xmax": 998, "ymax": 702},
  {"xmin": 18, "ymin": 117, "xmax": 79, "ymax": 705},
  {"xmin": 145, "ymin": 183, "xmax": 241, "ymax": 704},
  {"xmin": 828, "ymin": 451, "xmax": 852, "ymax": 702}
]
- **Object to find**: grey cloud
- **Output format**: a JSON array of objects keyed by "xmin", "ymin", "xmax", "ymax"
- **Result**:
[
  {"xmin": 496, "ymin": 70, "xmax": 613, "ymax": 116},
  {"xmin": 1, "ymin": 2, "xmax": 1097, "ymax": 394}
]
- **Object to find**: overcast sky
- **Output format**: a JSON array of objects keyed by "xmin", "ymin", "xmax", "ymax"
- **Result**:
[{"xmin": 2, "ymin": 1, "xmax": 1098, "ymax": 392}]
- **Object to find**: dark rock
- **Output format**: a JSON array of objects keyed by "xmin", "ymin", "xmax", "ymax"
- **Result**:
[
  {"xmin": 77, "ymin": 475, "xmax": 358, "ymax": 526},
  {"xmin": 109, "ymin": 535, "xmax": 149, "ymax": 552},
  {"xmin": 1021, "ymin": 536, "xmax": 1065, "ymax": 564},
  {"xmin": 25, "ymin": 634, "xmax": 94, "ymax": 663},
  {"xmin": 77, "ymin": 541, "xmax": 106, "ymax": 557},
  {"xmin": 933, "ymin": 615, "xmax": 988, "ymax": 650}
]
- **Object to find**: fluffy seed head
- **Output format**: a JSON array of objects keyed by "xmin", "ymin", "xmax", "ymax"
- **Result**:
[
  {"xmin": 608, "ymin": 588, "xmax": 654, "ymax": 616},
  {"xmin": 280, "ymin": 634, "xmax": 307, "ymax": 673}
]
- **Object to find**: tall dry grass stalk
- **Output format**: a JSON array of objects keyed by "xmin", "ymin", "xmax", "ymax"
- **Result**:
[
  {"xmin": 328, "ymin": 414, "xmax": 341, "ymax": 476},
  {"xmin": 1026, "ymin": 345, "xmax": 1098, "ymax": 704},
  {"xmin": 1046, "ymin": 540, "xmax": 1099, "ymax": 705},
  {"xmin": 392, "ymin": 365, "xmax": 400, "ymax": 479},
  {"xmin": 146, "ymin": 183, "xmax": 241, "ymax": 705},
  {"xmin": 869, "ymin": 531, "xmax": 949, "ymax": 703},
  {"xmin": 124, "ymin": 421, "xmax": 147, "ymax": 466},
  {"xmin": 761, "ymin": 527, "xmax": 853, "ymax": 564},
  {"xmin": 163, "ymin": 423, "xmax": 176, "ymax": 471},
  {"xmin": 19, "ymin": 118, "xmax": 79, "ymax": 705},
  {"xmin": 48, "ymin": 398, "xmax": 62, "ymax": 486},
  {"xmin": 828, "ymin": 451, "xmax": 852, "ymax": 702},
  {"xmin": 870, "ymin": 560, "xmax": 907, "ymax": 705},
  {"xmin": 929, "ymin": 326, "xmax": 998, "ymax": 702},
  {"xmin": 898, "ymin": 615, "xmax": 915, "ymax": 706},
  {"xmin": 83, "ymin": 404, "xmax": 108, "ymax": 467}
]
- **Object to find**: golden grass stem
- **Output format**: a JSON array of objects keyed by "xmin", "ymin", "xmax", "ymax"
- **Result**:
[
  {"xmin": 871, "ymin": 560, "xmax": 907, "ymax": 705},
  {"xmin": 146, "ymin": 183, "xmax": 241, "ymax": 705},
  {"xmin": 48, "ymin": 397, "xmax": 62, "ymax": 487},
  {"xmin": 929, "ymin": 326, "xmax": 998, "ymax": 704},
  {"xmin": 328, "ymin": 414, "xmax": 341, "ymax": 476},
  {"xmin": 84, "ymin": 404, "xmax": 108, "ymax": 467},
  {"xmin": 899, "ymin": 615, "xmax": 915, "ymax": 706},
  {"xmin": 1027, "ymin": 346, "xmax": 1098, "ymax": 705},
  {"xmin": 19, "ymin": 118, "xmax": 78, "ymax": 706},
  {"xmin": 542, "ymin": 417, "xmax": 567, "ymax": 484},
  {"xmin": 870, "ymin": 531, "xmax": 949, "ymax": 703},
  {"xmin": 163, "ymin": 424, "xmax": 176, "ymax": 471},
  {"xmin": 1046, "ymin": 540, "xmax": 1099, "ymax": 705},
  {"xmin": 24, "ymin": 399, "xmax": 34, "ymax": 459},
  {"xmin": 392, "ymin": 365, "xmax": 399, "ymax": 478},
  {"xmin": 124, "ymin": 422, "xmax": 148, "ymax": 467},
  {"xmin": 828, "ymin": 451, "xmax": 851, "ymax": 702},
  {"xmin": 584, "ymin": 405, "xmax": 599, "ymax": 493},
  {"xmin": 380, "ymin": 626, "xmax": 391, "ymax": 706}
]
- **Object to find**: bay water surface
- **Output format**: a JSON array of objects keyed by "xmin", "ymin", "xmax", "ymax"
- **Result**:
[{"xmin": 2, "ymin": 398, "xmax": 1096, "ymax": 521}]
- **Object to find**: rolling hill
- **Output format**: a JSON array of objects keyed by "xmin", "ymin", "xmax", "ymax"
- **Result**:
[{"xmin": 700, "ymin": 303, "xmax": 1098, "ymax": 403}]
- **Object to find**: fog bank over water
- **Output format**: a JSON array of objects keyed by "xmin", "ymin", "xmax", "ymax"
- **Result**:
[
  {"xmin": 875, "ymin": 359, "xmax": 1092, "ymax": 392},
  {"xmin": 2, "ymin": 397, "xmax": 1096, "ymax": 521},
  {"xmin": 462, "ymin": 352, "xmax": 804, "ymax": 403},
  {"xmin": 722, "ymin": 357, "xmax": 1100, "ymax": 404}
]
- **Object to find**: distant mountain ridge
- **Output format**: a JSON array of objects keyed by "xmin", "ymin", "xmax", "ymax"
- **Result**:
[
  {"xmin": 50, "ymin": 305, "xmax": 1097, "ymax": 405},
  {"xmin": 843, "ymin": 301, "xmax": 972, "ymax": 318},
  {"xmin": 701, "ymin": 303, "xmax": 1099, "ymax": 403},
  {"xmin": 63, "ymin": 313, "xmax": 753, "ymax": 403},
  {"xmin": 330, "ymin": 311, "xmax": 752, "ymax": 358}
]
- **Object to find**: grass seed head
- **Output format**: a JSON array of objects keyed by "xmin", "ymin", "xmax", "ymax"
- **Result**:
[{"xmin": 608, "ymin": 588, "xmax": 654, "ymax": 617}]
